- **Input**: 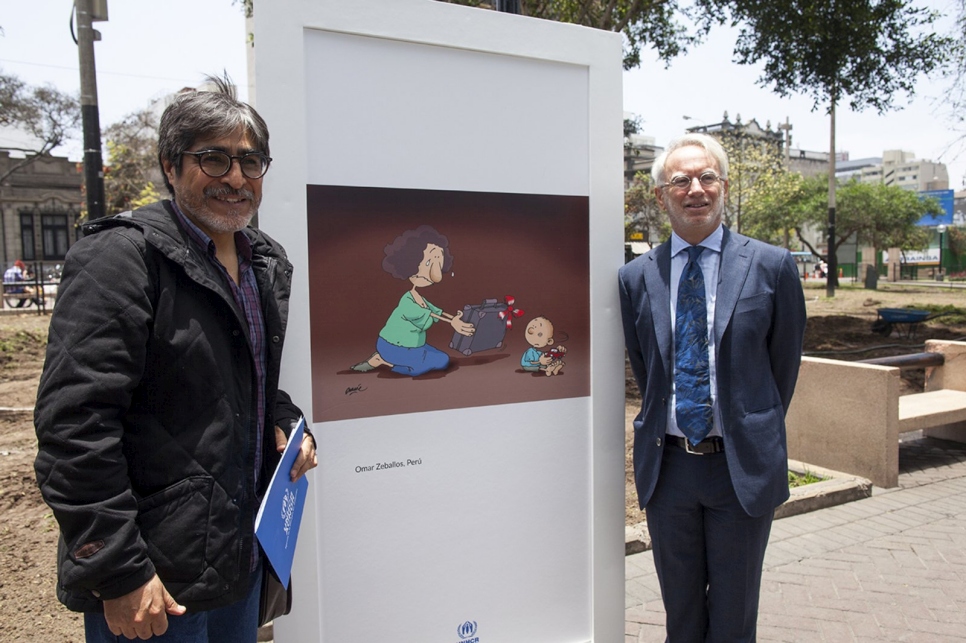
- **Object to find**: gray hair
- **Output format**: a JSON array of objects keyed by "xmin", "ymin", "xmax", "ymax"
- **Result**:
[
  {"xmin": 157, "ymin": 74, "xmax": 270, "ymax": 195},
  {"xmin": 651, "ymin": 132, "xmax": 729, "ymax": 186}
]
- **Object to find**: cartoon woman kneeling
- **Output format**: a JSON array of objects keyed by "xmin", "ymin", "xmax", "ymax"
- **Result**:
[{"xmin": 351, "ymin": 225, "xmax": 475, "ymax": 376}]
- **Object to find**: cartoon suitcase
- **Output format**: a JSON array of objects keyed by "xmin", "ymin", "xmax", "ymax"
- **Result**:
[{"xmin": 450, "ymin": 298, "xmax": 508, "ymax": 356}]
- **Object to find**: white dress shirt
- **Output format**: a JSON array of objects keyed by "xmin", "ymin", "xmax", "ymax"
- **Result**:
[{"xmin": 667, "ymin": 224, "xmax": 723, "ymax": 440}]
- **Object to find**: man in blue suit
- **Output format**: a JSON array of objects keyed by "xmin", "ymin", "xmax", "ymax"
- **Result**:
[{"xmin": 619, "ymin": 133, "xmax": 806, "ymax": 642}]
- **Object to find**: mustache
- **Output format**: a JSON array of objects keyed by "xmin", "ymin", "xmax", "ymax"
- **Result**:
[{"xmin": 204, "ymin": 186, "xmax": 256, "ymax": 201}]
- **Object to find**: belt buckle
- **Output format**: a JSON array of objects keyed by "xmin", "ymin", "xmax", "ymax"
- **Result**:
[{"xmin": 683, "ymin": 439, "xmax": 704, "ymax": 456}]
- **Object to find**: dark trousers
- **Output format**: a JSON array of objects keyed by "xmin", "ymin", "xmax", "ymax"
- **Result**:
[
  {"xmin": 84, "ymin": 559, "xmax": 263, "ymax": 643},
  {"xmin": 645, "ymin": 443, "xmax": 773, "ymax": 643}
]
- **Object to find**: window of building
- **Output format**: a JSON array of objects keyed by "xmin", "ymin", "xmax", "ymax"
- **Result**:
[
  {"xmin": 42, "ymin": 214, "xmax": 70, "ymax": 259},
  {"xmin": 19, "ymin": 213, "xmax": 35, "ymax": 261}
]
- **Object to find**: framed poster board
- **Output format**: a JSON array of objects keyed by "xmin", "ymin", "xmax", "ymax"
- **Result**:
[{"xmin": 256, "ymin": 2, "xmax": 624, "ymax": 641}]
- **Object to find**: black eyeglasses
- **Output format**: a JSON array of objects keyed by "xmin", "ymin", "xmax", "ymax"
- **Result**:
[
  {"xmin": 182, "ymin": 150, "xmax": 272, "ymax": 180},
  {"xmin": 662, "ymin": 171, "xmax": 723, "ymax": 190}
]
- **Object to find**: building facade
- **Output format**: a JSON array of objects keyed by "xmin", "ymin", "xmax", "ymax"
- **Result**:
[
  {"xmin": 0, "ymin": 151, "xmax": 83, "ymax": 275},
  {"xmin": 624, "ymin": 132, "xmax": 662, "ymax": 187},
  {"xmin": 837, "ymin": 150, "xmax": 949, "ymax": 191}
]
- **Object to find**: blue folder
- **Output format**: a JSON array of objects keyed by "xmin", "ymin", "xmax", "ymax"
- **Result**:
[{"xmin": 255, "ymin": 417, "xmax": 309, "ymax": 588}]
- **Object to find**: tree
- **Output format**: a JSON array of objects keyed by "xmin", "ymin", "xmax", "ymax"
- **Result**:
[
  {"xmin": 942, "ymin": 1, "xmax": 966, "ymax": 153},
  {"xmin": 948, "ymin": 225, "xmax": 966, "ymax": 264},
  {"xmin": 847, "ymin": 182, "xmax": 933, "ymax": 254},
  {"xmin": 701, "ymin": 0, "xmax": 951, "ymax": 294},
  {"xmin": 777, "ymin": 176, "xmax": 935, "ymax": 271},
  {"xmin": 740, "ymin": 167, "xmax": 807, "ymax": 248},
  {"xmin": 239, "ymin": 0, "xmax": 715, "ymax": 68},
  {"xmin": 102, "ymin": 106, "xmax": 162, "ymax": 216},
  {"xmin": 624, "ymin": 171, "xmax": 667, "ymax": 243},
  {"xmin": 233, "ymin": 0, "xmax": 253, "ymax": 17},
  {"xmin": 435, "ymin": 0, "xmax": 708, "ymax": 67},
  {"xmin": 0, "ymin": 69, "xmax": 80, "ymax": 184},
  {"xmin": 714, "ymin": 120, "xmax": 785, "ymax": 234},
  {"xmin": 623, "ymin": 114, "xmax": 642, "ymax": 138}
]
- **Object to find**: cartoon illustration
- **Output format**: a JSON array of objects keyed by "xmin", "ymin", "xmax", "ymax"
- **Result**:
[
  {"xmin": 450, "ymin": 296, "xmax": 524, "ymax": 356},
  {"xmin": 521, "ymin": 316, "xmax": 567, "ymax": 376},
  {"xmin": 351, "ymin": 225, "xmax": 475, "ymax": 376}
]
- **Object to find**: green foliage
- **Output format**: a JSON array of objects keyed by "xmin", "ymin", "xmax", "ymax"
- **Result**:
[
  {"xmin": 232, "ymin": 0, "xmax": 253, "ymax": 18},
  {"xmin": 705, "ymin": 0, "xmax": 952, "ymax": 113},
  {"xmin": 435, "ymin": 0, "xmax": 707, "ymax": 68},
  {"xmin": 715, "ymin": 126, "xmax": 785, "ymax": 235},
  {"xmin": 623, "ymin": 115, "xmax": 642, "ymax": 138},
  {"xmin": 103, "ymin": 107, "xmax": 162, "ymax": 216},
  {"xmin": 854, "ymin": 178, "xmax": 926, "ymax": 252},
  {"xmin": 746, "ymin": 175, "xmax": 936, "ymax": 262},
  {"xmin": 947, "ymin": 225, "xmax": 966, "ymax": 258},
  {"xmin": 904, "ymin": 303, "xmax": 966, "ymax": 326},
  {"xmin": 740, "ymin": 168, "xmax": 808, "ymax": 246},
  {"xmin": 624, "ymin": 172, "xmax": 668, "ymax": 243},
  {"xmin": 0, "ymin": 330, "xmax": 45, "ymax": 364},
  {"xmin": 805, "ymin": 179, "xmax": 933, "ymax": 254},
  {"xmin": 788, "ymin": 468, "xmax": 824, "ymax": 488}
]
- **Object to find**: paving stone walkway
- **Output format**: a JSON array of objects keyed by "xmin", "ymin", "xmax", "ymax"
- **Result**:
[{"xmin": 625, "ymin": 436, "xmax": 966, "ymax": 642}]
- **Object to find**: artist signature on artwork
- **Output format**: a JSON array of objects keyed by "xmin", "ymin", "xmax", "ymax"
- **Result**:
[{"xmin": 345, "ymin": 384, "xmax": 367, "ymax": 396}]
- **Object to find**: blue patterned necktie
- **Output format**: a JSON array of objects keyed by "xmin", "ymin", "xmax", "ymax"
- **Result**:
[{"xmin": 675, "ymin": 245, "xmax": 713, "ymax": 446}]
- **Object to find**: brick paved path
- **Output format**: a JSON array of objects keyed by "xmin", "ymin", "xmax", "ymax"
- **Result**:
[{"xmin": 625, "ymin": 437, "xmax": 966, "ymax": 642}]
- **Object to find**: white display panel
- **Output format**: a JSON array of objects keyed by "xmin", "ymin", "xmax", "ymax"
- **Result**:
[{"xmin": 255, "ymin": 2, "xmax": 624, "ymax": 641}]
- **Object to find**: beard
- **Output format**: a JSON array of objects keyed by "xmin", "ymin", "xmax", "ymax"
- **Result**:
[
  {"xmin": 662, "ymin": 189, "xmax": 725, "ymax": 233},
  {"xmin": 175, "ymin": 185, "xmax": 259, "ymax": 235}
]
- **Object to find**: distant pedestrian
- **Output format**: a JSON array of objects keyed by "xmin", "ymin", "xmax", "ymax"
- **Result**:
[{"xmin": 3, "ymin": 259, "xmax": 39, "ymax": 308}]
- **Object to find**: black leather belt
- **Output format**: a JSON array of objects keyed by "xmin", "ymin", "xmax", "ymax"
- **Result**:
[{"xmin": 666, "ymin": 435, "xmax": 724, "ymax": 455}]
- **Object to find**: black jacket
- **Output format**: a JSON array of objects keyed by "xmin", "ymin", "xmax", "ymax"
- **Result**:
[{"xmin": 34, "ymin": 201, "xmax": 302, "ymax": 612}]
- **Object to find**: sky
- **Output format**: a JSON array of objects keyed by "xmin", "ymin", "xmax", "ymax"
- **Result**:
[
  {"xmin": 2, "ymin": 0, "xmax": 965, "ymax": 189},
  {"xmin": 0, "ymin": 1, "xmax": 250, "ymax": 154}
]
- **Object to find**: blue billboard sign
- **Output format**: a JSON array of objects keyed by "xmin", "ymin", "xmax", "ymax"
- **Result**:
[{"xmin": 917, "ymin": 189, "xmax": 954, "ymax": 226}]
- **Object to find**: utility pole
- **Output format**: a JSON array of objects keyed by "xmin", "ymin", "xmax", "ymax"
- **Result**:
[
  {"xmin": 75, "ymin": 0, "xmax": 107, "ymax": 221},
  {"xmin": 827, "ymin": 101, "xmax": 837, "ymax": 298}
]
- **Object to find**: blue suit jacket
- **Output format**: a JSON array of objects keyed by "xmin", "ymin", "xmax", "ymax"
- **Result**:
[{"xmin": 618, "ymin": 227, "xmax": 807, "ymax": 517}]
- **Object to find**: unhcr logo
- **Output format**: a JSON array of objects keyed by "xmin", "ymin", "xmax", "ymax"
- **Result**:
[{"xmin": 457, "ymin": 620, "xmax": 479, "ymax": 642}]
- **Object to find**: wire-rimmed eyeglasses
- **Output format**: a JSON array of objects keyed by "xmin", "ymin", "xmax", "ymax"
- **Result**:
[
  {"xmin": 182, "ymin": 150, "xmax": 272, "ymax": 180},
  {"xmin": 661, "ymin": 171, "xmax": 724, "ymax": 190}
]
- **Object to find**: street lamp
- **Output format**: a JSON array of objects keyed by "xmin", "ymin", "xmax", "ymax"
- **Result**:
[
  {"xmin": 682, "ymin": 115, "xmax": 707, "ymax": 132},
  {"xmin": 937, "ymin": 224, "xmax": 947, "ymax": 281}
]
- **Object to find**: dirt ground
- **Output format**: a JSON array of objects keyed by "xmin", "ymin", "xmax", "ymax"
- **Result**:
[
  {"xmin": 0, "ymin": 312, "xmax": 83, "ymax": 641},
  {"xmin": 1, "ymin": 281, "xmax": 965, "ymax": 642}
]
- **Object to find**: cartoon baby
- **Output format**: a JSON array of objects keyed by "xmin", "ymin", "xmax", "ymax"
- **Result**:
[{"xmin": 520, "ymin": 316, "xmax": 566, "ymax": 376}]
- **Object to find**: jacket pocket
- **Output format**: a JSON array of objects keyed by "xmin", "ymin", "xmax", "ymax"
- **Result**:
[
  {"xmin": 734, "ymin": 291, "xmax": 771, "ymax": 316},
  {"xmin": 136, "ymin": 476, "xmax": 214, "ymax": 583}
]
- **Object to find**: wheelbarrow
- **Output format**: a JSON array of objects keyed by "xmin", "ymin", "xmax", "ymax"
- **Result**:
[{"xmin": 871, "ymin": 308, "xmax": 952, "ymax": 339}]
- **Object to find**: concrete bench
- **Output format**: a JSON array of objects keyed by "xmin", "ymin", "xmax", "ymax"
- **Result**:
[
  {"xmin": 785, "ymin": 340, "xmax": 966, "ymax": 488},
  {"xmin": 899, "ymin": 389, "xmax": 966, "ymax": 434},
  {"xmin": 3, "ymin": 284, "xmax": 40, "ymax": 305},
  {"xmin": 2, "ymin": 279, "xmax": 56, "ymax": 311}
]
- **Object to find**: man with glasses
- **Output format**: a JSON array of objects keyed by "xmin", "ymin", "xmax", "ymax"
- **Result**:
[
  {"xmin": 619, "ymin": 133, "xmax": 806, "ymax": 641},
  {"xmin": 34, "ymin": 76, "xmax": 316, "ymax": 642}
]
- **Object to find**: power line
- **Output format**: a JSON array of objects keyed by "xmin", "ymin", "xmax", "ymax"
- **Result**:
[{"xmin": 0, "ymin": 57, "xmax": 205, "ymax": 84}]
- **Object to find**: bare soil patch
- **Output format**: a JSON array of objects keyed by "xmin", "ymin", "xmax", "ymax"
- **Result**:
[
  {"xmin": 2, "ymin": 282, "xmax": 965, "ymax": 641},
  {"xmin": 0, "ymin": 312, "xmax": 84, "ymax": 641}
]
